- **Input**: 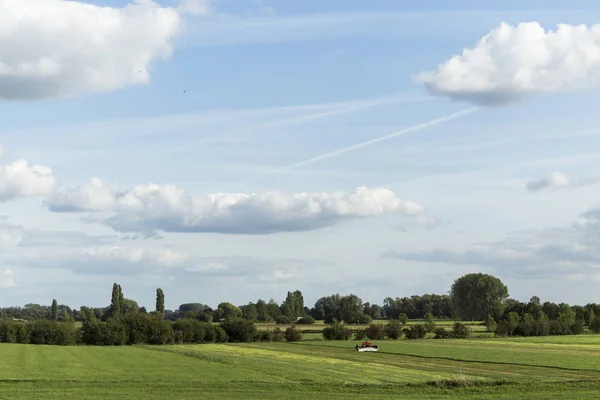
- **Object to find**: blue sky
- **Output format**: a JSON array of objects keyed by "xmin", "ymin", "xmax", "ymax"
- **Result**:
[{"xmin": 2, "ymin": 0, "xmax": 600, "ymax": 310}]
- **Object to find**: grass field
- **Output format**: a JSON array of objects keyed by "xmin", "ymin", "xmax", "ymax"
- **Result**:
[
  {"xmin": 256, "ymin": 319, "xmax": 492, "ymax": 340},
  {"xmin": 2, "ymin": 336, "xmax": 600, "ymax": 399}
]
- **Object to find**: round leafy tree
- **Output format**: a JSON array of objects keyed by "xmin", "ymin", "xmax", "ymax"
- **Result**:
[{"xmin": 450, "ymin": 273, "xmax": 508, "ymax": 321}]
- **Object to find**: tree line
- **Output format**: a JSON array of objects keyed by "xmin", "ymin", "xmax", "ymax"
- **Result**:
[{"xmin": 1, "ymin": 273, "xmax": 600, "ymax": 346}]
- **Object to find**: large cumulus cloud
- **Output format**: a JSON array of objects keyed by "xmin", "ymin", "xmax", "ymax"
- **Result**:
[
  {"xmin": 45, "ymin": 179, "xmax": 427, "ymax": 235},
  {"xmin": 0, "ymin": 0, "xmax": 209, "ymax": 100},
  {"xmin": 417, "ymin": 22, "xmax": 600, "ymax": 106}
]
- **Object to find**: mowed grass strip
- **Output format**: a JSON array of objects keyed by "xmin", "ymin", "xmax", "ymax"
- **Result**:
[
  {"xmin": 239, "ymin": 342, "xmax": 600, "ymax": 382},
  {"xmin": 300, "ymin": 336, "xmax": 600, "ymax": 372},
  {"xmin": 148, "ymin": 344, "xmax": 455, "ymax": 383}
]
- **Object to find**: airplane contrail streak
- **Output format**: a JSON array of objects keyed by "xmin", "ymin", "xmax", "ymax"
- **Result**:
[
  {"xmin": 220, "ymin": 106, "xmax": 479, "ymax": 190},
  {"xmin": 183, "ymin": 92, "xmax": 432, "ymax": 148}
]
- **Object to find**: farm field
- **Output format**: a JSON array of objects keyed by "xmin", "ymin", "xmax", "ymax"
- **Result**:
[
  {"xmin": 2, "ymin": 336, "xmax": 600, "ymax": 399},
  {"xmin": 256, "ymin": 319, "xmax": 492, "ymax": 340}
]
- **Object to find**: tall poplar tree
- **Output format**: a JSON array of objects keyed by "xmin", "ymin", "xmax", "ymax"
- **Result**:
[
  {"xmin": 109, "ymin": 283, "xmax": 122, "ymax": 320},
  {"xmin": 156, "ymin": 288, "xmax": 165, "ymax": 317},
  {"xmin": 51, "ymin": 299, "xmax": 58, "ymax": 320}
]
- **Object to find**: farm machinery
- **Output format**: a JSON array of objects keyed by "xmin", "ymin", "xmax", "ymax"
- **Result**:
[{"xmin": 355, "ymin": 341, "xmax": 379, "ymax": 352}]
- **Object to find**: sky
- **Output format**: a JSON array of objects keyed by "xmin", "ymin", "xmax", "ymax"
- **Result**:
[{"xmin": 2, "ymin": 0, "xmax": 600, "ymax": 310}]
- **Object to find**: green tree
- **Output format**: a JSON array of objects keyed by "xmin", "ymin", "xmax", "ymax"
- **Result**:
[
  {"xmin": 59, "ymin": 309, "xmax": 72, "ymax": 323},
  {"xmin": 121, "ymin": 298, "xmax": 139, "ymax": 315},
  {"xmin": 284, "ymin": 325, "xmax": 303, "ymax": 342},
  {"xmin": 216, "ymin": 302, "xmax": 242, "ymax": 320},
  {"xmin": 281, "ymin": 290, "xmax": 304, "ymax": 320},
  {"xmin": 311, "ymin": 295, "xmax": 342, "ymax": 323},
  {"xmin": 51, "ymin": 299, "xmax": 58, "ymax": 321},
  {"xmin": 590, "ymin": 316, "xmax": 600, "ymax": 334},
  {"xmin": 385, "ymin": 319, "xmax": 402, "ymax": 339},
  {"xmin": 557, "ymin": 304, "xmax": 575, "ymax": 326},
  {"xmin": 506, "ymin": 312, "xmax": 520, "ymax": 336},
  {"xmin": 322, "ymin": 319, "xmax": 352, "ymax": 340},
  {"xmin": 452, "ymin": 322, "xmax": 471, "ymax": 339},
  {"xmin": 588, "ymin": 309, "xmax": 596, "ymax": 326},
  {"xmin": 108, "ymin": 283, "xmax": 123, "ymax": 321},
  {"xmin": 485, "ymin": 315, "xmax": 497, "ymax": 333},
  {"xmin": 266, "ymin": 299, "xmax": 282, "ymax": 321},
  {"xmin": 220, "ymin": 318, "xmax": 257, "ymax": 342},
  {"xmin": 242, "ymin": 303, "xmax": 258, "ymax": 321},
  {"xmin": 424, "ymin": 312, "xmax": 436, "ymax": 333},
  {"xmin": 339, "ymin": 294, "xmax": 363, "ymax": 324},
  {"xmin": 155, "ymin": 288, "xmax": 165, "ymax": 317},
  {"xmin": 398, "ymin": 313, "xmax": 408, "ymax": 325},
  {"xmin": 450, "ymin": 273, "xmax": 509, "ymax": 320},
  {"xmin": 536, "ymin": 312, "xmax": 550, "ymax": 336},
  {"xmin": 255, "ymin": 299, "xmax": 271, "ymax": 322},
  {"xmin": 364, "ymin": 323, "xmax": 385, "ymax": 340},
  {"xmin": 178, "ymin": 303, "xmax": 206, "ymax": 317}
]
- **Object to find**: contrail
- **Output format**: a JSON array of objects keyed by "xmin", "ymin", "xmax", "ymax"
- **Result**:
[
  {"xmin": 184, "ymin": 92, "xmax": 432, "ymax": 148},
  {"xmin": 220, "ymin": 106, "xmax": 479, "ymax": 190}
]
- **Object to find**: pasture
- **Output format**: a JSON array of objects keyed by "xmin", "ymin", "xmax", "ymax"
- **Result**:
[{"xmin": 1, "ymin": 335, "xmax": 600, "ymax": 399}]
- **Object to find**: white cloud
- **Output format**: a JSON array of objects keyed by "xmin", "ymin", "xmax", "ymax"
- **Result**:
[
  {"xmin": 45, "ymin": 180, "xmax": 427, "ymax": 235},
  {"xmin": 0, "ymin": 159, "xmax": 55, "ymax": 202},
  {"xmin": 0, "ymin": 0, "xmax": 209, "ymax": 100},
  {"xmin": 15, "ymin": 247, "xmax": 322, "ymax": 282},
  {"xmin": 178, "ymin": 0, "xmax": 211, "ymax": 16},
  {"xmin": 19, "ymin": 246, "xmax": 192, "ymax": 276},
  {"xmin": 526, "ymin": 171, "xmax": 570, "ymax": 192},
  {"xmin": 383, "ymin": 205, "xmax": 600, "ymax": 281},
  {"xmin": 0, "ymin": 231, "xmax": 21, "ymax": 251},
  {"xmin": 417, "ymin": 22, "xmax": 600, "ymax": 106},
  {"xmin": 0, "ymin": 268, "xmax": 15, "ymax": 288},
  {"xmin": 525, "ymin": 171, "xmax": 600, "ymax": 193}
]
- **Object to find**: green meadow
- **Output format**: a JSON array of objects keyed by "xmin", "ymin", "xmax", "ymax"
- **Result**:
[{"xmin": 2, "ymin": 335, "xmax": 600, "ymax": 399}]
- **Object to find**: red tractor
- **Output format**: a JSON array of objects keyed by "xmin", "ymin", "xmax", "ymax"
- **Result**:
[{"xmin": 355, "ymin": 341, "xmax": 379, "ymax": 352}]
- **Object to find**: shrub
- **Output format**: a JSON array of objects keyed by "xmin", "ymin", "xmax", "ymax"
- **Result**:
[
  {"xmin": 221, "ymin": 318, "xmax": 257, "ymax": 342},
  {"xmin": 398, "ymin": 313, "xmax": 408, "ymax": 325},
  {"xmin": 364, "ymin": 324, "xmax": 385, "ymax": 340},
  {"xmin": 353, "ymin": 329, "xmax": 367, "ymax": 340},
  {"xmin": 28, "ymin": 320, "xmax": 77, "ymax": 345},
  {"xmin": 384, "ymin": 320, "xmax": 402, "ymax": 340},
  {"xmin": 272, "ymin": 327, "xmax": 285, "ymax": 342},
  {"xmin": 322, "ymin": 319, "xmax": 352, "ymax": 340},
  {"xmin": 284, "ymin": 326, "xmax": 303, "ymax": 342},
  {"xmin": 433, "ymin": 327, "xmax": 452, "ymax": 339},
  {"xmin": 101, "ymin": 321, "xmax": 127, "ymax": 346},
  {"xmin": 358, "ymin": 314, "xmax": 372, "ymax": 324},
  {"xmin": 146, "ymin": 318, "xmax": 173, "ymax": 345},
  {"xmin": 276, "ymin": 315, "xmax": 295, "ymax": 324},
  {"xmin": 295, "ymin": 316, "xmax": 315, "ymax": 325},
  {"xmin": 404, "ymin": 324, "xmax": 426, "ymax": 340},
  {"xmin": 172, "ymin": 319, "xmax": 207, "ymax": 343},
  {"xmin": 451, "ymin": 322, "xmax": 471, "ymax": 339},
  {"xmin": 424, "ymin": 312, "xmax": 436, "ymax": 333}
]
